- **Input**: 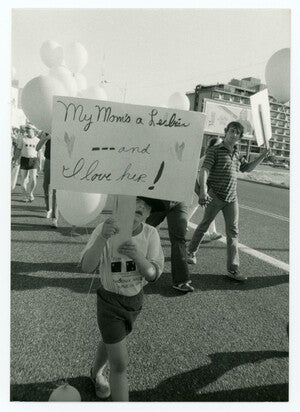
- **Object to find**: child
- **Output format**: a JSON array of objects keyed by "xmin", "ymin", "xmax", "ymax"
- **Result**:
[{"xmin": 80, "ymin": 196, "xmax": 165, "ymax": 401}]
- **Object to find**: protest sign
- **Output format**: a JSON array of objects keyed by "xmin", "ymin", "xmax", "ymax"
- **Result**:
[
  {"xmin": 51, "ymin": 97, "xmax": 206, "ymax": 202},
  {"xmin": 250, "ymin": 88, "xmax": 272, "ymax": 148}
]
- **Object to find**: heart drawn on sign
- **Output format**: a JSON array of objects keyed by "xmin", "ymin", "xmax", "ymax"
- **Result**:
[
  {"xmin": 175, "ymin": 141, "xmax": 185, "ymax": 161},
  {"xmin": 64, "ymin": 132, "xmax": 76, "ymax": 157}
]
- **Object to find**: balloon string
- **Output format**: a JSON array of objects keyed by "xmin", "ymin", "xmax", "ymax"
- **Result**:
[{"xmin": 60, "ymin": 225, "xmax": 99, "ymax": 384}]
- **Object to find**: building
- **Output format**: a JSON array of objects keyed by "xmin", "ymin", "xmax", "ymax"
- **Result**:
[{"xmin": 187, "ymin": 77, "xmax": 290, "ymax": 163}]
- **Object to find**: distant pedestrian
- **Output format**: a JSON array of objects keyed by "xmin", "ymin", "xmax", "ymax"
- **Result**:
[
  {"xmin": 187, "ymin": 136, "xmax": 223, "ymax": 242},
  {"xmin": 187, "ymin": 121, "xmax": 271, "ymax": 281},
  {"xmin": 13, "ymin": 124, "xmax": 40, "ymax": 202},
  {"xmin": 36, "ymin": 132, "xmax": 59, "ymax": 228},
  {"xmin": 81, "ymin": 197, "xmax": 164, "ymax": 402}
]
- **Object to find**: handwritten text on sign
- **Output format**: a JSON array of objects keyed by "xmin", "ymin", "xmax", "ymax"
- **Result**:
[{"xmin": 51, "ymin": 97, "xmax": 206, "ymax": 201}]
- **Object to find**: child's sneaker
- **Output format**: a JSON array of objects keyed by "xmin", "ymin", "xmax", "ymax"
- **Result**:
[
  {"xmin": 90, "ymin": 368, "xmax": 111, "ymax": 399},
  {"xmin": 186, "ymin": 251, "xmax": 197, "ymax": 265},
  {"xmin": 226, "ymin": 269, "xmax": 247, "ymax": 282},
  {"xmin": 173, "ymin": 281, "xmax": 194, "ymax": 293}
]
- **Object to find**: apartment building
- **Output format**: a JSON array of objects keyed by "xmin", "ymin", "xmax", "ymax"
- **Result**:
[{"xmin": 187, "ymin": 77, "xmax": 290, "ymax": 163}]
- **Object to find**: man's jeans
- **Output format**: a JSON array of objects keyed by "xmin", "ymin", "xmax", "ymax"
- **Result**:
[
  {"xmin": 188, "ymin": 191, "xmax": 239, "ymax": 272},
  {"xmin": 146, "ymin": 201, "xmax": 190, "ymax": 285}
]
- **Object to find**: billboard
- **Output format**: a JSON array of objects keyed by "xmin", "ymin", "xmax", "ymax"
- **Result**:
[{"xmin": 203, "ymin": 99, "xmax": 254, "ymax": 138}]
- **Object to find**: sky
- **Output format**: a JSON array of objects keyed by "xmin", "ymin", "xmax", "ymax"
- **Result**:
[{"xmin": 10, "ymin": 7, "xmax": 291, "ymax": 106}]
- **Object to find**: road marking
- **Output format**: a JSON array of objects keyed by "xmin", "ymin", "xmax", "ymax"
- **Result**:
[
  {"xmin": 239, "ymin": 204, "xmax": 289, "ymax": 222},
  {"xmin": 187, "ymin": 221, "xmax": 289, "ymax": 272}
]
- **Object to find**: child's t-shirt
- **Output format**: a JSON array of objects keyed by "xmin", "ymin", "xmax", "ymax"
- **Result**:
[{"xmin": 81, "ymin": 222, "xmax": 164, "ymax": 297}]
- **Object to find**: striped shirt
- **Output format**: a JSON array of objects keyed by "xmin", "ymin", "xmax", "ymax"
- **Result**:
[{"xmin": 202, "ymin": 143, "xmax": 248, "ymax": 202}]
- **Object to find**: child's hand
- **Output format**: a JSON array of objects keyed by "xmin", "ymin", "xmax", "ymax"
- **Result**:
[
  {"xmin": 118, "ymin": 240, "xmax": 140, "ymax": 260},
  {"xmin": 101, "ymin": 218, "xmax": 119, "ymax": 239}
]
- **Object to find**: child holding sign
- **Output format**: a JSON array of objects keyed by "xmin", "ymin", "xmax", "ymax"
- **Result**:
[{"xmin": 81, "ymin": 196, "xmax": 164, "ymax": 401}]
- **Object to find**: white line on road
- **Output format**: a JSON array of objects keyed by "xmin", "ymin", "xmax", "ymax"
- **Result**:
[
  {"xmin": 239, "ymin": 204, "xmax": 289, "ymax": 222},
  {"xmin": 187, "ymin": 221, "xmax": 289, "ymax": 272}
]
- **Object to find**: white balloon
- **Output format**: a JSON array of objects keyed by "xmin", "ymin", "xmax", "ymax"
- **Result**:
[
  {"xmin": 265, "ymin": 48, "xmax": 290, "ymax": 103},
  {"xmin": 49, "ymin": 65, "xmax": 78, "ymax": 97},
  {"xmin": 40, "ymin": 40, "xmax": 63, "ymax": 68},
  {"xmin": 83, "ymin": 86, "xmax": 107, "ymax": 100},
  {"xmin": 57, "ymin": 191, "xmax": 108, "ymax": 226},
  {"xmin": 49, "ymin": 384, "xmax": 81, "ymax": 402},
  {"xmin": 65, "ymin": 42, "xmax": 88, "ymax": 74},
  {"xmin": 21, "ymin": 75, "xmax": 68, "ymax": 133},
  {"xmin": 168, "ymin": 92, "xmax": 190, "ymax": 110},
  {"xmin": 74, "ymin": 73, "xmax": 87, "ymax": 93}
]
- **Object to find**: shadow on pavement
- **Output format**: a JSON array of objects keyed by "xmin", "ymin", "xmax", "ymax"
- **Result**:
[
  {"xmin": 11, "ymin": 223, "xmax": 56, "ymax": 232},
  {"xmin": 10, "ymin": 376, "xmax": 105, "ymax": 402},
  {"xmin": 10, "ymin": 350, "xmax": 288, "ymax": 402},
  {"xmin": 11, "ymin": 262, "xmax": 289, "ymax": 295},
  {"xmin": 145, "ymin": 272, "xmax": 289, "ymax": 297},
  {"xmin": 130, "ymin": 350, "xmax": 288, "ymax": 401},
  {"xmin": 11, "ymin": 272, "xmax": 99, "ymax": 294}
]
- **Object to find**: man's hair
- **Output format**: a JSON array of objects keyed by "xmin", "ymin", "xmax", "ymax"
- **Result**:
[
  {"xmin": 225, "ymin": 121, "xmax": 244, "ymax": 137},
  {"xmin": 208, "ymin": 137, "xmax": 222, "ymax": 148}
]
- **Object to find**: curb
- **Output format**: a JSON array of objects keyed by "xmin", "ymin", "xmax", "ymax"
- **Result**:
[{"xmin": 238, "ymin": 177, "xmax": 289, "ymax": 190}]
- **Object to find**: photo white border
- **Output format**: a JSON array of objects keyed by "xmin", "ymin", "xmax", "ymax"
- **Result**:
[{"xmin": 1, "ymin": 1, "xmax": 299, "ymax": 411}]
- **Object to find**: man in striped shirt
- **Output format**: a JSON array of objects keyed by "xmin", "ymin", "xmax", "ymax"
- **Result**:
[{"xmin": 187, "ymin": 121, "xmax": 270, "ymax": 282}]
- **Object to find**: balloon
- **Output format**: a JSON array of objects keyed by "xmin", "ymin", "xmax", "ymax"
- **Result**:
[
  {"xmin": 82, "ymin": 86, "xmax": 107, "ymax": 100},
  {"xmin": 40, "ymin": 40, "xmax": 63, "ymax": 68},
  {"xmin": 21, "ymin": 75, "xmax": 67, "ymax": 133},
  {"xmin": 57, "ymin": 191, "xmax": 108, "ymax": 226},
  {"xmin": 65, "ymin": 42, "xmax": 88, "ymax": 74},
  {"xmin": 168, "ymin": 92, "xmax": 190, "ymax": 110},
  {"xmin": 74, "ymin": 73, "xmax": 87, "ymax": 92},
  {"xmin": 265, "ymin": 48, "xmax": 290, "ymax": 103},
  {"xmin": 49, "ymin": 383, "xmax": 81, "ymax": 402},
  {"xmin": 49, "ymin": 65, "xmax": 78, "ymax": 96},
  {"xmin": 82, "ymin": 86, "xmax": 105, "ymax": 100}
]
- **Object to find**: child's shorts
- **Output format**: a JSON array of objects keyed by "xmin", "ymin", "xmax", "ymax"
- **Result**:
[
  {"xmin": 20, "ymin": 157, "xmax": 39, "ymax": 170},
  {"xmin": 96, "ymin": 287, "xmax": 143, "ymax": 344}
]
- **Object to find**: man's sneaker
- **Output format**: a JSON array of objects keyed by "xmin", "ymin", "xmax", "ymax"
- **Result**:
[
  {"xmin": 186, "ymin": 251, "xmax": 197, "ymax": 265},
  {"xmin": 173, "ymin": 281, "xmax": 194, "ymax": 293},
  {"xmin": 28, "ymin": 193, "xmax": 34, "ymax": 202},
  {"xmin": 209, "ymin": 232, "xmax": 222, "ymax": 241},
  {"xmin": 226, "ymin": 269, "xmax": 247, "ymax": 282},
  {"xmin": 90, "ymin": 368, "xmax": 111, "ymax": 399},
  {"xmin": 46, "ymin": 210, "xmax": 52, "ymax": 219},
  {"xmin": 51, "ymin": 218, "xmax": 58, "ymax": 228}
]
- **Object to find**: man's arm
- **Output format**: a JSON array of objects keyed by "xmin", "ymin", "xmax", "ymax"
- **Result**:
[
  {"xmin": 240, "ymin": 148, "xmax": 271, "ymax": 173},
  {"xmin": 198, "ymin": 167, "xmax": 211, "ymax": 207}
]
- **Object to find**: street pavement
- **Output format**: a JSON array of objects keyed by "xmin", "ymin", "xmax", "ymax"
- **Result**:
[{"xmin": 10, "ymin": 175, "xmax": 289, "ymax": 402}]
